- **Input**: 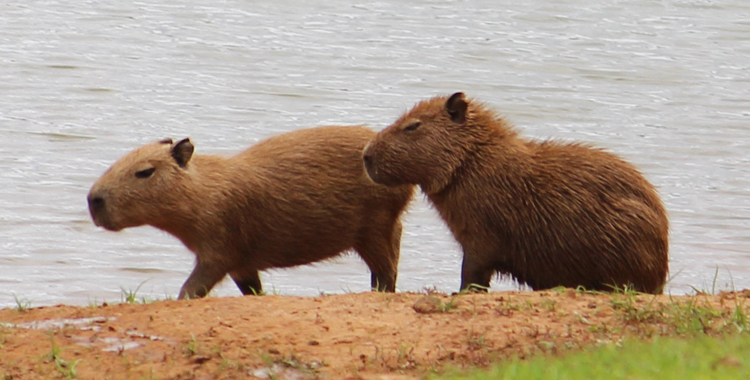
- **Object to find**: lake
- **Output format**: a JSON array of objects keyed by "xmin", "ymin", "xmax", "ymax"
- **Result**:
[{"xmin": 1, "ymin": 0, "xmax": 749, "ymax": 307}]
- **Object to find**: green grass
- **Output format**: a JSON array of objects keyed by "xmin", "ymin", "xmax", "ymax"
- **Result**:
[
  {"xmin": 119, "ymin": 280, "xmax": 182, "ymax": 304},
  {"xmin": 183, "ymin": 333, "xmax": 199, "ymax": 357},
  {"xmin": 442, "ymin": 334, "xmax": 750, "ymax": 380},
  {"xmin": 12, "ymin": 294, "xmax": 31, "ymax": 312},
  {"xmin": 120, "ymin": 280, "xmax": 148, "ymax": 304},
  {"xmin": 434, "ymin": 284, "xmax": 750, "ymax": 380},
  {"xmin": 45, "ymin": 333, "xmax": 80, "ymax": 380}
]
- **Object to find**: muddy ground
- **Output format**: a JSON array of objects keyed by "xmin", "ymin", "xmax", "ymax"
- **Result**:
[{"xmin": 1, "ymin": 290, "xmax": 747, "ymax": 379}]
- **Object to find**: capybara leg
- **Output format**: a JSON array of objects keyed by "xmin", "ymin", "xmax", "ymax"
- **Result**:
[
  {"xmin": 364, "ymin": 255, "xmax": 397, "ymax": 292},
  {"xmin": 459, "ymin": 257, "xmax": 493, "ymax": 293},
  {"xmin": 355, "ymin": 221, "xmax": 401, "ymax": 292},
  {"xmin": 370, "ymin": 271, "xmax": 396, "ymax": 292},
  {"xmin": 178, "ymin": 263, "xmax": 227, "ymax": 299},
  {"xmin": 230, "ymin": 269, "xmax": 263, "ymax": 295}
]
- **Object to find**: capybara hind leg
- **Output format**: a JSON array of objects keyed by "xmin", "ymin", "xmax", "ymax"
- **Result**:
[
  {"xmin": 230, "ymin": 268, "xmax": 263, "ymax": 295},
  {"xmin": 459, "ymin": 257, "xmax": 494, "ymax": 293},
  {"xmin": 355, "ymin": 221, "xmax": 401, "ymax": 292},
  {"xmin": 178, "ymin": 263, "xmax": 227, "ymax": 299},
  {"xmin": 370, "ymin": 269, "xmax": 397, "ymax": 292}
]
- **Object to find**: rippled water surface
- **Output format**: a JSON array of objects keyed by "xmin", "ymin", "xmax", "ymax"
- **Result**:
[{"xmin": 1, "ymin": 0, "xmax": 749, "ymax": 307}]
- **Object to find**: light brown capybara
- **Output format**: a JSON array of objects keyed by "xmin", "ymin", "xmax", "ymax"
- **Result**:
[
  {"xmin": 363, "ymin": 92, "xmax": 669, "ymax": 294},
  {"xmin": 88, "ymin": 126, "xmax": 414, "ymax": 299}
]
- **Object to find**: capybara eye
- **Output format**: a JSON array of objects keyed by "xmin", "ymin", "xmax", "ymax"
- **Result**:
[
  {"xmin": 403, "ymin": 121, "xmax": 421, "ymax": 132},
  {"xmin": 135, "ymin": 167, "xmax": 156, "ymax": 179}
]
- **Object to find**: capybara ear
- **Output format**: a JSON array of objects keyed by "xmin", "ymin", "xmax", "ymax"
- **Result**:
[
  {"xmin": 171, "ymin": 138, "xmax": 194, "ymax": 168},
  {"xmin": 159, "ymin": 138, "xmax": 174, "ymax": 145},
  {"xmin": 446, "ymin": 92, "xmax": 468, "ymax": 123}
]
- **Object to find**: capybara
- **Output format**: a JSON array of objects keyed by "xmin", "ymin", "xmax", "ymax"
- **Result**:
[
  {"xmin": 88, "ymin": 126, "xmax": 414, "ymax": 299},
  {"xmin": 363, "ymin": 92, "xmax": 669, "ymax": 294}
]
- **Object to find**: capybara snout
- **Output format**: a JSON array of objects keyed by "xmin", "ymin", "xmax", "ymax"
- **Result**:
[
  {"xmin": 87, "ymin": 189, "xmax": 127, "ymax": 231},
  {"xmin": 86, "ymin": 193, "xmax": 104, "ymax": 219},
  {"xmin": 90, "ymin": 127, "xmax": 413, "ymax": 299},
  {"xmin": 87, "ymin": 191, "xmax": 108, "ymax": 229},
  {"xmin": 361, "ymin": 145, "xmax": 381, "ymax": 185}
]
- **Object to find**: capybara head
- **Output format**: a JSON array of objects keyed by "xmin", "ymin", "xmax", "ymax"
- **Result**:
[
  {"xmin": 363, "ymin": 92, "xmax": 514, "ymax": 193},
  {"xmin": 87, "ymin": 138, "xmax": 195, "ymax": 231}
]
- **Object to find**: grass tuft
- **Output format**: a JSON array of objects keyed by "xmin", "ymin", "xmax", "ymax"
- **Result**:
[
  {"xmin": 45, "ymin": 333, "xmax": 80, "ymax": 380},
  {"xmin": 120, "ymin": 280, "xmax": 149, "ymax": 304},
  {"xmin": 12, "ymin": 294, "xmax": 31, "ymax": 312}
]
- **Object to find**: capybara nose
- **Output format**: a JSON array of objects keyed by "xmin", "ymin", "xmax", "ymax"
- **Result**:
[
  {"xmin": 362, "ymin": 142, "xmax": 375, "ymax": 169},
  {"xmin": 362, "ymin": 152, "xmax": 372, "ymax": 166},
  {"xmin": 362, "ymin": 151, "xmax": 378, "ymax": 182},
  {"xmin": 87, "ymin": 193, "xmax": 105, "ymax": 212}
]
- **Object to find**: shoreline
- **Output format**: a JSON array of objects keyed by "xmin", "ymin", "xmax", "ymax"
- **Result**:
[{"xmin": 1, "ymin": 290, "xmax": 748, "ymax": 379}]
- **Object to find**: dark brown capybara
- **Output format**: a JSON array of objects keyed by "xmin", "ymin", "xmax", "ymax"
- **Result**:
[
  {"xmin": 88, "ymin": 126, "xmax": 414, "ymax": 299},
  {"xmin": 363, "ymin": 92, "xmax": 669, "ymax": 294}
]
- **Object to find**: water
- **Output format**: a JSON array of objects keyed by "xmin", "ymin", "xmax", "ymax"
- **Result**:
[{"xmin": 1, "ymin": 0, "xmax": 749, "ymax": 307}]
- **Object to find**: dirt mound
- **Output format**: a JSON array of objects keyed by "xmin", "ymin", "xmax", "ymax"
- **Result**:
[{"xmin": 1, "ymin": 290, "xmax": 747, "ymax": 379}]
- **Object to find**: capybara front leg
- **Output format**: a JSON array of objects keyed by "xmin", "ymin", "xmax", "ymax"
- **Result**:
[
  {"xmin": 178, "ymin": 263, "xmax": 227, "ymax": 300},
  {"xmin": 230, "ymin": 269, "xmax": 263, "ymax": 295},
  {"xmin": 459, "ymin": 257, "xmax": 493, "ymax": 293}
]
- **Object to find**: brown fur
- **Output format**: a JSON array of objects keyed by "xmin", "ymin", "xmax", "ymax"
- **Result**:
[
  {"xmin": 88, "ymin": 126, "xmax": 414, "ymax": 299},
  {"xmin": 363, "ymin": 93, "xmax": 669, "ymax": 294}
]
